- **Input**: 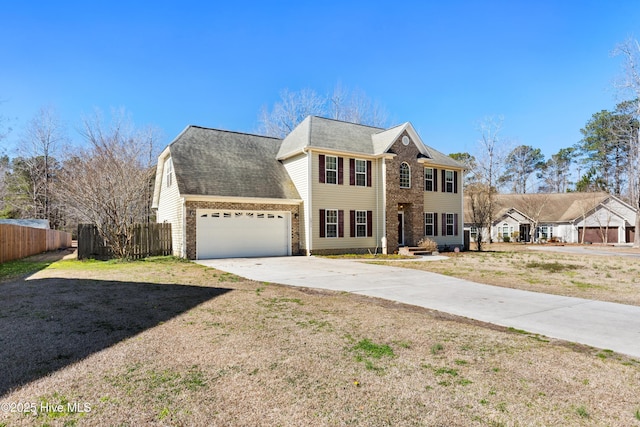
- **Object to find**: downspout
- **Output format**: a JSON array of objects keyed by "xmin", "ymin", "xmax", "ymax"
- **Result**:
[
  {"xmin": 181, "ymin": 197, "xmax": 187, "ymax": 258},
  {"xmin": 381, "ymin": 157, "xmax": 388, "ymax": 254},
  {"xmin": 374, "ymin": 157, "xmax": 379, "ymax": 254},
  {"xmin": 306, "ymin": 148, "xmax": 312, "ymax": 256}
]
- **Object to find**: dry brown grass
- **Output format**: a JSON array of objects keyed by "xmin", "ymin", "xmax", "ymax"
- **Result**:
[
  {"xmin": 1, "ymin": 256, "xmax": 639, "ymax": 426},
  {"xmin": 381, "ymin": 243, "xmax": 640, "ymax": 306}
]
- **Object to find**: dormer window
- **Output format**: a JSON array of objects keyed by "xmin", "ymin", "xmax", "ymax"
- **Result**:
[{"xmin": 400, "ymin": 162, "xmax": 411, "ymax": 188}]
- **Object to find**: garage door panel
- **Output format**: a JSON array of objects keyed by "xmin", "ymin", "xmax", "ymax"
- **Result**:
[{"xmin": 196, "ymin": 210, "xmax": 290, "ymax": 259}]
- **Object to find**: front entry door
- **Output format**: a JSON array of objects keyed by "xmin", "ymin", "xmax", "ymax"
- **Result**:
[{"xmin": 398, "ymin": 212, "xmax": 405, "ymax": 245}]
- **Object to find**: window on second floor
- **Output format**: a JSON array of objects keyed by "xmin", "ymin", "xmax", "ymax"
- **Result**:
[
  {"xmin": 400, "ymin": 162, "xmax": 411, "ymax": 188},
  {"xmin": 445, "ymin": 170, "xmax": 454, "ymax": 193},
  {"xmin": 325, "ymin": 155, "xmax": 337, "ymax": 184},
  {"xmin": 355, "ymin": 159, "xmax": 367, "ymax": 186},
  {"xmin": 424, "ymin": 167, "xmax": 434, "ymax": 192}
]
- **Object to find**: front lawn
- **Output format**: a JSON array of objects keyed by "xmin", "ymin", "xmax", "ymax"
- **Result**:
[{"xmin": 0, "ymin": 256, "xmax": 639, "ymax": 426}]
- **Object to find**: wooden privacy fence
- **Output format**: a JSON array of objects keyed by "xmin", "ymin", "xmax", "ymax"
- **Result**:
[
  {"xmin": 78, "ymin": 223, "xmax": 172, "ymax": 260},
  {"xmin": 0, "ymin": 224, "xmax": 72, "ymax": 263}
]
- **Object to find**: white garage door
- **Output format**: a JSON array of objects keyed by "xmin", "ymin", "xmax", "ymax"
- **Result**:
[{"xmin": 196, "ymin": 209, "xmax": 291, "ymax": 259}]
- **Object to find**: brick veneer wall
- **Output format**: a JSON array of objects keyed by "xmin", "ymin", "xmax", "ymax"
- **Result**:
[
  {"xmin": 385, "ymin": 131, "xmax": 425, "ymax": 253},
  {"xmin": 185, "ymin": 200, "xmax": 301, "ymax": 259}
]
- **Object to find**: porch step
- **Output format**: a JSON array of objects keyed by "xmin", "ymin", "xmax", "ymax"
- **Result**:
[{"xmin": 399, "ymin": 246, "xmax": 434, "ymax": 256}]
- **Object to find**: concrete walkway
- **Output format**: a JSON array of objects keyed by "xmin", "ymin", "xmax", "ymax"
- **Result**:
[{"xmin": 196, "ymin": 256, "xmax": 640, "ymax": 358}]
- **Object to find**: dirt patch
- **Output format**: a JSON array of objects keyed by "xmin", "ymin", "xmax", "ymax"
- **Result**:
[{"xmin": 0, "ymin": 257, "xmax": 639, "ymax": 426}]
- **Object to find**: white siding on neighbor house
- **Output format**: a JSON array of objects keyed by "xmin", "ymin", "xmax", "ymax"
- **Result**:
[
  {"xmin": 311, "ymin": 152, "xmax": 383, "ymax": 251},
  {"xmin": 554, "ymin": 223, "xmax": 577, "ymax": 243},
  {"xmin": 282, "ymin": 153, "xmax": 309, "ymax": 252},
  {"xmin": 491, "ymin": 217, "xmax": 520, "ymax": 242},
  {"xmin": 423, "ymin": 169, "xmax": 464, "ymax": 247},
  {"xmin": 156, "ymin": 156, "xmax": 185, "ymax": 257},
  {"xmin": 603, "ymin": 199, "xmax": 636, "ymax": 224}
]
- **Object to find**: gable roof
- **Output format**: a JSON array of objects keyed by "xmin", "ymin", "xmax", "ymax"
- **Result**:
[
  {"xmin": 464, "ymin": 192, "xmax": 619, "ymax": 224},
  {"xmin": 277, "ymin": 116, "xmax": 465, "ymax": 169},
  {"xmin": 168, "ymin": 126, "xmax": 301, "ymax": 200}
]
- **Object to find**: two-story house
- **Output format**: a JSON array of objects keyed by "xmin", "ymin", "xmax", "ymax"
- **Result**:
[{"xmin": 152, "ymin": 116, "xmax": 464, "ymax": 259}]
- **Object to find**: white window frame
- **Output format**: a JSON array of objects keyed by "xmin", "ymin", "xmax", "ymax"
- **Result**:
[
  {"xmin": 424, "ymin": 167, "xmax": 434, "ymax": 192},
  {"xmin": 502, "ymin": 222, "xmax": 510, "ymax": 238},
  {"xmin": 400, "ymin": 162, "xmax": 411, "ymax": 188},
  {"xmin": 356, "ymin": 210, "xmax": 367, "ymax": 238},
  {"xmin": 446, "ymin": 213, "xmax": 455, "ymax": 236},
  {"xmin": 445, "ymin": 170, "xmax": 454, "ymax": 193},
  {"xmin": 325, "ymin": 155, "xmax": 337, "ymax": 184},
  {"xmin": 425, "ymin": 212, "xmax": 434, "ymax": 236},
  {"xmin": 165, "ymin": 158, "xmax": 173, "ymax": 188},
  {"xmin": 326, "ymin": 209, "xmax": 338, "ymax": 238},
  {"xmin": 355, "ymin": 159, "xmax": 367, "ymax": 187}
]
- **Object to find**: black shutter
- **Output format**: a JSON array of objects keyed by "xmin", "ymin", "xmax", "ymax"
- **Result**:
[
  {"xmin": 350, "ymin": 210, "xmax": 356, "ymax": 237},
  {"xmin": 434, "ymin": 213, "xmax": 438, "ymax": 236},
  {"xmin": 319, "ymin": 209, "xmax": 325, "ymax": 237},
  {"xmin": 454, "ymin": 171, "xmax": 458, "ymax": 194},
  {"xmin": 367, "ymin": 210, "xmax": 373, "ymax": 237},
  {"xmin": 433, "ymin": 168, "xmax": 438, "ymax": 192},
  {"xmin": 441, "ymin": 169, "xmax": 446, "ymax": 192},
  {"xmin": 367, "ymin": 160, "xmax": 372, "ymax": 187},
  {"xmin": 350, "ymin": 159, "xmax": 355, "ymax": 186},
  {"xmin": 338, "ymin": 210, "xmax": 344, "ymax": 237},
  {"xmin": 338, "ymin": 157, "xmax": 344, "ymax": 185},
  {"xmin": 454, "ymin": 213, "xmax": 459, "ymax": 236},
  {"xmin": 442, "ymin": 213, "xmax": 447, "ymax": 236},
  {"xmin": 319, "ymin": 155, "xmax": 325, "ymax": 184}
]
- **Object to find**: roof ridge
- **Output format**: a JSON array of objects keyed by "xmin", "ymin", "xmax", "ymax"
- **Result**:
[
  {"xmin": 309, "ymin": 115, "xmax": 386, "ymax": 131},
  {"xmin": 187, "ymin": 125, "xmax": 282, "ymax": 141}
]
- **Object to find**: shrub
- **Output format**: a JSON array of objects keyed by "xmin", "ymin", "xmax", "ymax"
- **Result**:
[
  {"xmin": 417, "ymin": 237, "xmax": 438, "ymax": 252},
  {"xmin": 503, "ymin": 236, "xmax": 511, "ymax": 243}
]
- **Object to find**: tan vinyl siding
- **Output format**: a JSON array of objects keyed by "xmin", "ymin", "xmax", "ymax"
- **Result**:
[
  {"xmin": 311, "ymin": 152, "xmax": 382, "ymax": 250},
  {"xmin": 424, "ymin": 167, "xmax": 464, "ymax": 247},
  {"xmin": 156, "ymin": 156, "xmax": 184, "ymax": 257},
  {"xmin": 282, "ymin": 153, "xmax": 309, "ymax": 251}
]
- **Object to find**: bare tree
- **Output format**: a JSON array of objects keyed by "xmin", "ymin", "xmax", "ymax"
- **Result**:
[
  {"xmin": 258, "ymin": 84, "xmax": 389, "ymax": 138},
  {"xmin": 467, "ymin": 183, "xmax": 493, "ymax": 251},
  {"xmin": 473, "ymin": 116, "xmax": 510, "ymax": 241},
  {"xmin": 518, "ymin": 193, "xmax": 551, "ymax": 242},
  {"xmin": 10, "ymin": 106, "xmax": 67, "ymax": 227},
  {"xmin": 613, "ymin": 38, "xmax": 640, "ymax": 247},
  {"xmin": 57, "ymin": 109, "xmax": 159, "ymax": 258}
]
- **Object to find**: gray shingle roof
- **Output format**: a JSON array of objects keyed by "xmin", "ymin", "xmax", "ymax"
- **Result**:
[
  {"xmin": 170, "ymin": 126, "xmax": 300, "ymax": 200},
  {"xmin": 277, "ymin": 116, "xmax": 465, "ymax": 170},
  {"xmin": 464, "ymin": 192, "xmax": 613, "ymax": 224}
]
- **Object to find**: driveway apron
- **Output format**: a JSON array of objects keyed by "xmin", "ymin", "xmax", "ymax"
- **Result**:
[{"xmin": 196, "ymin": 256, "xmax": 640, "ymax": 359}]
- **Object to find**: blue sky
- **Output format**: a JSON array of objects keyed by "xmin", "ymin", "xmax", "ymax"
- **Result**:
[{"xmin": 1, "ymin": 1, "xmax": 639, "ymax": 160}]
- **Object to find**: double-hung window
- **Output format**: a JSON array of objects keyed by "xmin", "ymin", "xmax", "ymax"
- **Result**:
[
  {"xmin": 355, "ymin": 159, "xmax": 367, "ymax": 186},
  {"xmin": 165, "ymin": 158, "xmax": 173, "ymax": 187},
  {"xmin": 446, "ymin": 213, "xmax": 455, "ymax": 236},
  {"xmin": 424, "ymin": 168, "xmax": 434, "ymax": 192},
  {"xmin": 445, "ymin": 170, "xmax": 454, "ymax": 193},
  {"xmin": 355, "ymin": 210, "xmax": 367, "ymax": 237},
  {"xmin": 326, "ymin": 209, "xmax": 338, "ymax": 238},
  {"xmin": 425, "ymin": 212, "xmax": 434, "ymax": 236},
  {"xmin": 325, "ymin": 156, "xmax": 337, "ymax": 184}
]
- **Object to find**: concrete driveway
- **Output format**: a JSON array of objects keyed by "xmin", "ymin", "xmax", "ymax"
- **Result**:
[{"xmin": 196, "ymin": 256, "xmax": 640, "ymax": 358}]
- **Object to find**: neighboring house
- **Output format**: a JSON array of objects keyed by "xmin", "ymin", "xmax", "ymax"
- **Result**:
[
  {"xmin": 465, "ymin": 192, "xmax": 637, "ymax": 244},
  {"xmin": 152, "ymin": 116, "xmax": 465, "ymax": 259}
]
